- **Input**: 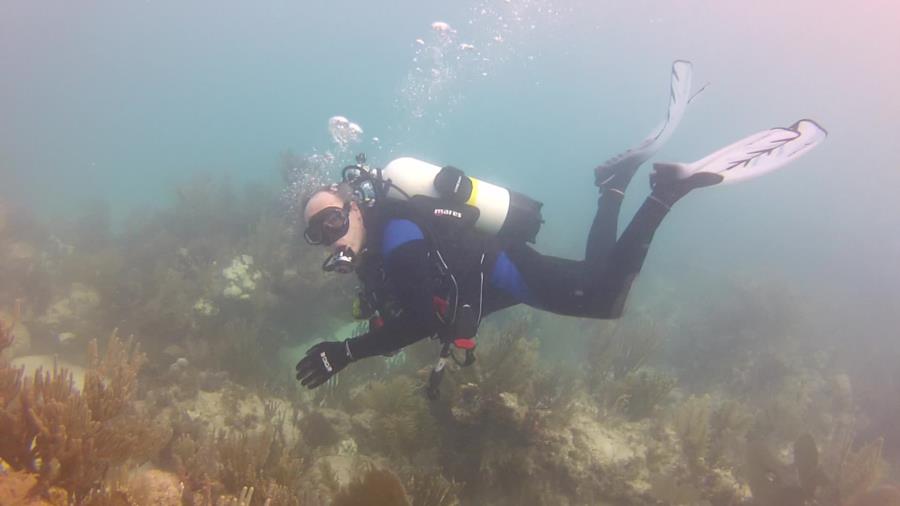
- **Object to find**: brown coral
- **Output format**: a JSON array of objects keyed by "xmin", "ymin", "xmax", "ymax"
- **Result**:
[
  {"xmin": 170, "ymin": 417, "xmax": 308, "ymax": 506},
  {"xmin": 404, "ymin": 473, "xmax": 460, "ymax": 506},
  {"xmin": 332, "ymin": 468, "xmax": 411, "ymax": 506},
  {"xmin": 846, "ymin": 485, "xmax": 900, "ymax": 506},
  {"xmin": 0, "ymin": 330, "xmax": 165, "ymax": 499},
  {"xmin": 355, "ymin": 377, "xmax": 435, "ymax": 458},
  {"xmin": 823, "ymin": 433, "xmax": 886, "ymax": 503},
  {"xmin": 0, "ymin": 301, "xmax": 18, "ymax": 353},
  {"xmin": 673, "ymin": 395, "xmax": 712, "ymax": 472},
  {"xmin": 83, "ymin": 331, "xmax": 146, "ymax": 424}
]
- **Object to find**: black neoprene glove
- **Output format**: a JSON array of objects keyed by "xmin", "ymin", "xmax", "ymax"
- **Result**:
[{"xmin": 295, "ymin": 340, "xmax": 354, "ymax": 389}]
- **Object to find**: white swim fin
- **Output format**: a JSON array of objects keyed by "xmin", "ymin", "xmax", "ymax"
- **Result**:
[
  {"xmin": 595, "ymin": 60, "xmax": 694, "ymax": 187},
  {"xmin": 652, "ymin": 119, "xmax": 827, "ymax": 187}
]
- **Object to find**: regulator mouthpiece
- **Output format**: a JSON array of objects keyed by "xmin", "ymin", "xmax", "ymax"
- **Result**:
[{"xmin": 323, "ymin": 247, "xmax": 356, "ymax": 274}]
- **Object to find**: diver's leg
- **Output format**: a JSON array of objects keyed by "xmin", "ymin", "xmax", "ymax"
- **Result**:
[
  {"xmin": 499, "ymin": 244, "xmax": 591, "ymax": 317},
  {"xmin": 586, "ymin": 119, "xmax": 830, "ymax": 318},
  {"xmin": 585, "ymin": 182, "xmax": 627, "ymax": 274},
  {"xmin": 587, "ymin": 166, "xmax": 737, "ymax": 318},
  {"xmin": 588, "ymin": 60, "xmax": 695, "ymax": 268},
  {"xmin": 498, "ymin": 183, "xmax": 677, "ymax": 319},
  {"xmin": 586, "ymin": 192, "xmax": 674, "ymax": 318},
  {"xmin": 501, "ymin": 188, "xmax": 675, "ymax": 319},
  {"xmin": 505, "ymin": 174, "xmax": 740, "ymax": 319},
  {"xmin": 530, "ymin": 119, "xmax": 829, "ymax": 319}
]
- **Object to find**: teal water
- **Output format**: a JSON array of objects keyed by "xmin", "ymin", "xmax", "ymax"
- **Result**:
[
  {"xmin": 2, "ymin": 1, "xmax": 900, "ymax": 503},
  {"xmin": 5, "ymin": 0, "xmax": 899, "ymax": 324}
]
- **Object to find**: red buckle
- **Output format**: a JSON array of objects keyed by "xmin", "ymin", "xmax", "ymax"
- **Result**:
[
  {"xmin": 453, "ymin": 338, "xmax": 476, "ymax": 350},
  {"xmin": 369, "ymin": 315, "xmax": 384, "ymax": 330}
]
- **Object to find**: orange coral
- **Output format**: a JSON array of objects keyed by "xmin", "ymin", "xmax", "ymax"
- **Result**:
[
  {"xmin": 0, "ymin": 330, "xmax": 162, "ymax": 500},
  {"xmin": 0, "ymin": 470, "xmax": 67, "ymax": 505}
]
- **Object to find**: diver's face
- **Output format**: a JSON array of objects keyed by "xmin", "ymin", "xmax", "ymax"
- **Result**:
[{"xmin": 303, "ymin": 190, "xmax": 366, "ymax": 260}]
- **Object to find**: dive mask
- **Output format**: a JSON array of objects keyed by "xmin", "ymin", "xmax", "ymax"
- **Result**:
[{"xmin": 304, "ymin": 202, "xmax": 351, "ymax": 246}]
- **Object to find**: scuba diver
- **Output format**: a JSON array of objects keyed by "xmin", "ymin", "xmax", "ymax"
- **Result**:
[{"xmin": 295, "ymin": 61, "xmax": 827, "ymax": 398}]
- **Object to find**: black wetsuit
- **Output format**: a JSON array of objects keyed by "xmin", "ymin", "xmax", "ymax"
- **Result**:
[{"xmin": 345, "ymin": 188, "xmax": 672, "ymax": 360}]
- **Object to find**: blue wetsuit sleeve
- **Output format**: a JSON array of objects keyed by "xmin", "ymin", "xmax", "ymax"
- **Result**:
[
  {"xmin": 346, "ymin": 220, "xmax": 441, "ymax": 358},
  {"xmin": 490, "ymin": 250, "xmax": 533, "ymax": 304}
]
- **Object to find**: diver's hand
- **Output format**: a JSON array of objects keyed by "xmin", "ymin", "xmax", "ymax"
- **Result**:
[{"xmin": 295, "ymin": 340, "xmax": 354, "ymax": 389}]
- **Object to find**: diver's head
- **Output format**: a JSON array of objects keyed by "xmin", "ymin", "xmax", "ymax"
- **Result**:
[{"xmin": 302, "ymin": 184, "xmax": 366, "ymax": 273}]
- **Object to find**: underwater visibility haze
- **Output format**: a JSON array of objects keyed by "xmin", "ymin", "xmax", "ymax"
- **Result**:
[{"xmin": 1, "ymin": 1, "xmax": 900, "ymax": 505}]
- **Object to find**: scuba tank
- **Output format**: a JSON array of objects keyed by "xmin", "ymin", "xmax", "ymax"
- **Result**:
[{"xmin": 381, "ymin": 157, "xmax": 544, "ymax": 244}]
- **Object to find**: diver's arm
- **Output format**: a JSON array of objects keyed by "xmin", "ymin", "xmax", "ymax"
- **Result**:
[
  {"xmin": 298, "ymin": 313, "xmax": 429, "ymax": 389},
  {"xmin": 296, "ymin": 284, "xmax": 433, "ymax": 388},
  {"xmin": 297, "ymin": 222, "xmax": 441, "ymax": 388},
  {"xmin": 346, "ymin": 315, "xmax": 431, "ymax": 358},
  {"xmin": 348, "ymin": 232, "xmax": 443, "ymax": 357}
]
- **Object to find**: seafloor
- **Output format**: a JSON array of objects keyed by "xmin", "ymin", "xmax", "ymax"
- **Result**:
[{"xmin": 1, "ymin": 162, "xmax": 898, "ymax": 505}]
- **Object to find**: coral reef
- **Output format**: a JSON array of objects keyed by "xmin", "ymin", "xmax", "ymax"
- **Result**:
[
  {"xmin": 221, "ymin": 255, "xmax": 261, "ymax": 300},
  {"xmin": 0, "ymin": 290, "xmax": 886, "ymax": 506},
  {"xmin": 0, "ymin": 470, "xmax": 66, "ymax": 505},
  {"xmin": 608, "ymin": 369, "xmax": 676, "ymax": 421},
  {"xmin": 0, "ymin": 330, "xmax": 169, "ymax": 502},
  {"xmin": 332, "ymin": 468, "xmax": 410, "ymax": 506},
  {"xmin": 847, "ymin": 485, "xmax": 900, "ymax": 506},
  {"xmin": 743, "ymin": 427, "xmax": 892, "ymax": 506},
  {"xmin": 35, "ymin": 283, "xmax": 101, "ymax": 347},
  {"xmin": 673, "ymin": 394, "xmax": 713, "ymax": 473},
  {"xmin": 354, "ymin": 376, "xmax": 435, "ymax": 458},
  {"xmin": 0, "ymin": 308, "xmax": 30, "ymax": 360},
  {"xmin": 124, "ymin": 468, "xmax": 184, "ymax": 506},
  {"xmin": 331, "ymin": 466, "xmax": 461, "ymax": 506},
  {"xmin": 583, "ymin": 315, "xmax": 675, "ymax": 422}
]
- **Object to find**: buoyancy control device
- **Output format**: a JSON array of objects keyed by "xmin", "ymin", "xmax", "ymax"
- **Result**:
[{"xmin": 341, "ymin": 154, "xmax": 544, "ymax": 399}]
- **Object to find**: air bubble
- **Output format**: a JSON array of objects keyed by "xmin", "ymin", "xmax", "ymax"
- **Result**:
[
  {"xmin": 328, "ymin": 116, "xmax": 364, "ymax": 149},
  {"xmin": 431, "ymin": 21, "xmax": 453, "ymax": 33}
]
